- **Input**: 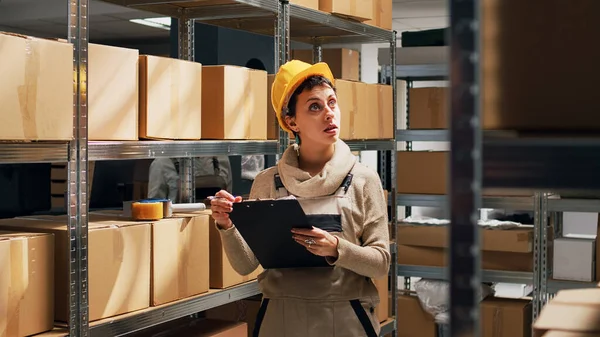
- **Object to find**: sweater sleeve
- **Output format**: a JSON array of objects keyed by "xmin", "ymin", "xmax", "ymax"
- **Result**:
[
  {"xmin": 217, "ymin": 171, "xmax": 271, "ymax": 276},
  {"xmin": 326, "ymin": 172, "xmax": 391, "ymax": 279}
]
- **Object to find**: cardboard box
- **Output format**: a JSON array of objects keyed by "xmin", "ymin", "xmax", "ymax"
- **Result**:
[
  {"xmin": 373, "ymin": 276, "xmax": 389, "ymax": 322},
  {"xmin": 0, "ymin": 215, "xmax": 151, "ymax": 322},
  {"xmin": 553, "ymin": 236, "xmax": 596, "ymax": 282},
  {"xmin": 397, "ymin": 151, "xmax": 446, "ymax": 195},
  {"xmin": 139, "ymin": 55, "xmax": 202, "ymax": 140},
  {"xmin": 292, "ymin": 48, "xmax": 360, "ymax": 81},
  {"xmin": 398, "ymin": 224, "xmax": 534, "ymax": 272},
  {"xmin": 481, "ymin": 0, "xmax": 600, "ymax": 131},
  {"xmin": 50, "ymin": 161, "xmax": 96, "ymax": 210},
  {"xmin": 481, "ymin": 297, "xmax": 532, "ymax": 337},
  {"xmin": 89, "ymin": 211, "xmax": 210, "ymax": 305},
  {"xmin": 337, "ymin": 80, "xmax": 367, "ymax": 140},
  {"xmin": 408, "ymin": 87, "xmax": 448, "ymax": 129},
  {"xmin": 89, "ymin": 44, "xmax": 138, "ymax": 140},
  {"xmin": 319, "ymin": 0, "xmax": 373, "ymax": 21},
  {"xmin": 291, "ymin": 0, "xmax": 319, "ymax": 10},
  {"xmin": 365, "ymin": 0, "xmax": 393, "ymax": 30},
  {"xmin": 397, "ymin": 294, "xmax": 437, "ymax": 337},
  {"xmin": 201, "ymin": 210, "xmax": 263, "ymax": 288},
  {"xmin": 366, "ymin": 83, "xmax": 394, "ymax": 139},
  {"xmin": 202, "ymin": 66, "xmax": 267, "ymax": 140},
  {"xmin": 0, "ymin": 231, "xmax": 54, "ymax": 337},
  {"xmin": 150, "ymin": 215, "xmax": 210, "ymax": 305},
  {"xmin": 534, "ymin": 289, "xmax": 600, "ymax": 336},
  {"xmin": 0, "ymin": 32, "xmax": 73, "ymax": 141},
  {"xmin": 205, "ymin": 298, "xmax": 262, "ymax": 336},
  {"xmin": 396, "ymin": 151, "xmax": 534, "ymax": 196}
]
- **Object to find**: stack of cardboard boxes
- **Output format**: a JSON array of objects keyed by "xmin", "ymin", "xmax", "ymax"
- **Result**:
[
  {"xmin": 394, "ymin": 292, "xmax": 532, "ymax": 337},
  {"xmin": 0, "ymin": 210, "xmax": 263, "ymax": 336}
]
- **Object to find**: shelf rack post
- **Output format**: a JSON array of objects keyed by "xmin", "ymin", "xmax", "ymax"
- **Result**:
[
  {"xmin": 277, "ymin": 0, "xmax": 291, "ymax": 156},
  {"xmin": 533, "ymin": 192, "xmax": 550, "ymax": 319},
  {"xmin": 449, "ymin": 0, "xmax": 482, "ymax": 335},
  {"xmin": 67, "ymin": 0, "xmax": 90, "ymax": 335},
  {"xmin": 389, "ymin": 30, "xmax": 398, "ymax": 337},
  {"xmin": 312, "ymin": 39, "xmax": 323, "ymax": 63},
  {"xmin": 177, "ymin": 14, "xmax": 196, "ymax": 203}
]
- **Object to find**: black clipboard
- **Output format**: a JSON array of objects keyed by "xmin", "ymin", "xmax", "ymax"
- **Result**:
[{"xmin": 229, "ymin": 199, "xmax": 331, "ymax": 269}]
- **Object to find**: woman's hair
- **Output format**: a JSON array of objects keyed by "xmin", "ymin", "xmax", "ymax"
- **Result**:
[{"xmin": 285, "ymin": 75, "xmax": 336, "ymax": 144}]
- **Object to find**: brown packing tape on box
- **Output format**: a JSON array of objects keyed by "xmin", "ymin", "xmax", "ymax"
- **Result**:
[
  {"xmin": 377, "ymin": 85, "xmax": 385, "ymax": 138},
  {"xmin": 19, "ymin": 39, "xmax": 39, "ymax": 139},
  {"xmin": 6, "ymin": 240, "xmax": 21, "ymax": 336},
  {"xmin": 350, "ymin": 82, "xmax": 358, "ymax": 139},
  {"xmin": 245, "ymin": 72, "xmax": 252, "ymax": 138},
  {"xmin": 432, "ymin": 90, "xmax": 444, "ymax": 128},
  {"xmin": 170, "ymin": 60, "xmax": 180, "ymax": 139}
]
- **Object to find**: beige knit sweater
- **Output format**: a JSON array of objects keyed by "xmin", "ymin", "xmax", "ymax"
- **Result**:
[{"xmin": 218, "ymin": 140, "xmax": 390, "ymax": 279}]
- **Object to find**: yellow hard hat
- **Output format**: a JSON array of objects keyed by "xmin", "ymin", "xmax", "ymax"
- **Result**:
[{"xmin": 271, "ymin": 60, "xmax": 335, "ymax": 133}]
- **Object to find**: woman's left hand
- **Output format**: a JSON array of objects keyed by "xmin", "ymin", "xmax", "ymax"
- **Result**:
[{"xmin": 292, "ymin": 227, "xmax": 339, "ymax": 258}]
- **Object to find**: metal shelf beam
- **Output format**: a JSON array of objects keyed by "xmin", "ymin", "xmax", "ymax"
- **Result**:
[
  {"xmin": 90, "ymin": 282, "xmax": 260, "ymax": 336},
  {"xmin": 0, "ymin": 142, "xmax": 69, "ymax": 164},
  {"xmin": 394, "ymin": 64, "xmax": 448, "ymax": 81},
  {"xmin": 547, "ymin": 279, "xmax": 598, "ymax": 293},
  {"xmin": 396, "ymin": 130, "xmax": 449, "ymax": 142},
  {"xmin": 345, "ymin": 140, "xmax": 395, "ymax": 151},
  {"xmin": 397, "ymin": 265, "xmax": 533, "ymax": 285},
  {"xmin": 88, "ymin": 140, "xmax": 279, "ymax": 160},
  {"xmin": 483, "ymin": 136, "xmax": 600, "ymax": 191},
  {"xmin": 396, "ymin": 194, "xmax": 535, "ymax": 211},
  {"xmin": 379, "ymin": 319, "xmax": 395, "ymax": 336}
]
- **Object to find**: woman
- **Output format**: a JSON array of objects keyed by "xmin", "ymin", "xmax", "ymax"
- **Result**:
[{"xmin": 210, "ymin": 60, "xmax": 390, "ymax": 337}]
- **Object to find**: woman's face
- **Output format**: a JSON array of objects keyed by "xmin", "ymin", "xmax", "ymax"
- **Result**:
[{"xmin": 287, "ymin": 84, "xmax": 340, "ymax": 146}]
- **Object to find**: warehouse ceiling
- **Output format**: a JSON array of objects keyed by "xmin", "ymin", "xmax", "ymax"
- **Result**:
[{"xmin": 0, "ymin": 0, "xmax": 447, "ymax": 42}]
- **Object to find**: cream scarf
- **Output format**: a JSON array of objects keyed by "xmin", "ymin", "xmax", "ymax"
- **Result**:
[{"xmin": 276, "ymin": 140, "xmax": 357, "ymax": 198}]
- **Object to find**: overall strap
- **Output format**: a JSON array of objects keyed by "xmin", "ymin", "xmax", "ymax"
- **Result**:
[
  {"xmin": 335, "ymin": 173, "xmax": 354, "ymax": 196},
  {"xmin": 273, "ymin": 173, "xmax": 289, "ymax": 198}
]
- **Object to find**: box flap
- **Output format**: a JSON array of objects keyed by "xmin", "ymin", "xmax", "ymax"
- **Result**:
[
  {"xmin": 543, "ymin": 331, "xmax": 600, "ymax": 337},
  {"xmin": 534, "ymin": 302, "xmax": 600, "ymax": 332},
  {"xmin": 552, "ymin": 289, "xmax": 600, "ymax": 305},
  {"xmin": 481, "ymin": 296, "xmax": 531, "ymax": 310},
  {"xmin": 0, "ymin": 231, "xmax": 52, "ymax": 240}
]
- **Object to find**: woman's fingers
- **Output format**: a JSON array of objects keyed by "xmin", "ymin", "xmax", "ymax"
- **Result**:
[{"xmin": 215, "ymin": 189, "xmax": 236, "ymax": 201}]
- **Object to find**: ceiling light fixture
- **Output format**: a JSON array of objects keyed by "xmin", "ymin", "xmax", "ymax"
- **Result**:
[{"xmin": 129, "ymin": 17, "xmax": 171, "ymax": 30}]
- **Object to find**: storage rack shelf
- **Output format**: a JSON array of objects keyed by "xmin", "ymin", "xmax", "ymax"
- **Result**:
[
  {"xmin": 0, "ymin": 139, "xmax": 394, "ymax": 163},
  {"xmin": 90, "ymin": 281, "xmax": 261, "ymax": 336},
  {"xmin": 397, "ymin": 265, "xmax": 533, "ymax": 285},
  {"xmin": 100, "ymin": 0, "xmax": 394, "ymax": 44},
  {"xmin": 0, "ymin": 0, "xmax": 399, "ymax": 335}
]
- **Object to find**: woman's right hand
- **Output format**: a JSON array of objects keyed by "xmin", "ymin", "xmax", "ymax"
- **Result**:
[{"xmin": 210, "ymin": 190, "xmax": 243, "ymax": 230}]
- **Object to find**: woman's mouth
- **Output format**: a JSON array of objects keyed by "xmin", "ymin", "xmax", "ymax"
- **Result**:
[{"xmin": 324, "ymin": 125, "xmax": 338, "ymax": 134}]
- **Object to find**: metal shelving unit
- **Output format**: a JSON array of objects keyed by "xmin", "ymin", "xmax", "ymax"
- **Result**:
[
  {"xmin": 386, "ymin": 2, "xmax": 600, "ymax": 334},
  {"xmin": 0, "ymin": 0, "xmax": 398, "ymax": 336}
]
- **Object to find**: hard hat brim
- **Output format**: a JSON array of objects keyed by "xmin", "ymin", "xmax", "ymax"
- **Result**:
[{"xmin": 274, "ymin": 62, "xmax": 336, "ymax": 133}]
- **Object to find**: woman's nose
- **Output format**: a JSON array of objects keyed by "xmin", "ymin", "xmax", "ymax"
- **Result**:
[{"xmin": 324, "ymin": 106, "xmax": 334, "ymax": 119}]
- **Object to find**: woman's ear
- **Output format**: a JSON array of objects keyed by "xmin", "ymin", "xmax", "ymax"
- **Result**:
[{"xmin": 285, "ymin": 115, "xmax": 299, "ymax": 133}]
